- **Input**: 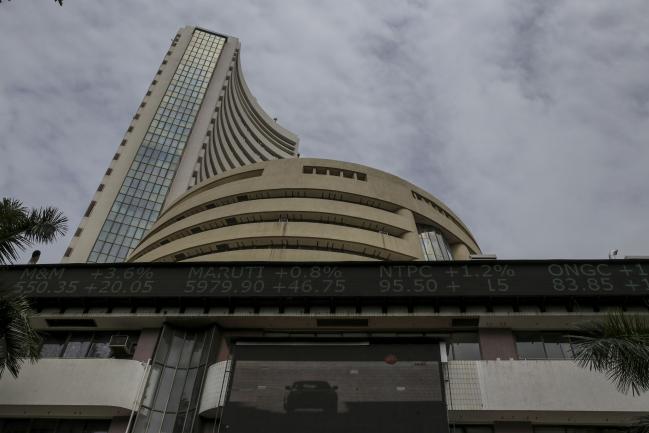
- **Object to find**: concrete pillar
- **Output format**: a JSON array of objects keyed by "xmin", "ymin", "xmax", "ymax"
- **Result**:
[
  {"xmin": 396, "ymin": 208, "xmax": 424, "ymax": 260},
  {"xmin": 108, "ymin": 417, "xmax": 130, "ymax": 433},
  {"xmin": 450, "ymin": 242, "xmax": 471, "ymax": 260},
  {"xmin": 479, "ymin": 328, "xmax": 517, "ymax": 360},
  {"xmin": 495, "ymin": 422, "xmax": 533, "ymax": 433},
  {"xmin": 133, "ymin": 328, "xmax": 161, "ymax": 362}
]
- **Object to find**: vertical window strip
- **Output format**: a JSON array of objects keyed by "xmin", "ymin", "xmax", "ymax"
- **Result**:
[{"xmin": 88, "ymin": 30, "xmax": 226, "ymax": 263}]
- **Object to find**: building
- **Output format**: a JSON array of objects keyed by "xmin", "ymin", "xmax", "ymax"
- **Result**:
[
  {"xmin": 63, "ymin": 26, "xmax": 299, "ymax": 264},
  {"xmin": 2, "ymin": 26, "xmax": 648, "ymax": 433},
  {"xmin": 128, "ymin": 158, "xmax": 480, "ymax": 263}
]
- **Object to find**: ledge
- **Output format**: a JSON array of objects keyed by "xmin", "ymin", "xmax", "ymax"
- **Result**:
[
  {"xmin": 0, "ymin": 358, "xmax": 147, "ymax": 418},
  {"xmin": 446, "ymin": 360, "xmax": 649, "ymax": 423}
]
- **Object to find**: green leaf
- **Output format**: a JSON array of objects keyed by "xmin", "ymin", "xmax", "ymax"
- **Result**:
[{"xmin": 570, "ymin": 311, "xmax": 649, "ymax": 396}]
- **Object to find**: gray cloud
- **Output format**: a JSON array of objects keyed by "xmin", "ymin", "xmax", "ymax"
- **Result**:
[{"xmin": 1, "ymin": 0, "xmax": 648, "ymax": 262}]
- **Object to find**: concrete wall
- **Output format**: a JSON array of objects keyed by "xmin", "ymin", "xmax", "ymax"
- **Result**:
[
  {"xmin": 0, "ymin": 359, "xmax": 147, "ymax": 417},
  {"xmin": 446, "ymin": 360, "xmax": 649, "ymax": 424},
  {"xmin": 129, "ymin": 158, "xmax": 480, "ymax": 262},
  {"xmin": 132, "ymin": 328, "xmax": 161, "ymax": 362}
]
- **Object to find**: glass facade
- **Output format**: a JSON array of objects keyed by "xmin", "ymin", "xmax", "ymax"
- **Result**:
[
  {"xmin": 219, "ymin": 343, "xmax": 447, "ymax": 433},
  {"xmin": 446, "ymin": 333, "xmax": 482, "ymax": 360},
  {"xmin": 39, "ymin": 331, "xmax": 139, "ymax": 359},
  {"xmin": 418, "ymin": 225, "xmax": 453, "ymax": 261},
  {"xmin": 89, "ymin": 30, "xmax": 226, "ymax": 263},
  {"xmin": 515, "ymin": 333, "xmax": 575, "ymax": 360},
  {"xmin": 132, "ymin": 325, "xmax": 218, "ymax": 433}
]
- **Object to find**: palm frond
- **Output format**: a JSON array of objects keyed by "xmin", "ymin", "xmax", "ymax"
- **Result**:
[
  {"xmin": 570, "ymin": 312, "xmax": 649, "ymax": 395},
  {"xmin": 0, "ymin": 198, "xmax": 31, "ymax": 265},
  {"xmin": 24, "ymin": 206, "xmax": 68, "ymax": 244},
  {"xmin": 0, "ymin": 197, "xmax": 68, "ymax": 264},
  {"xmin": 0, "ymin": 231, "xmax": 30, "ymax": 265},
  {"xmin": 0, "ymin": 198, "xmax": 27, "ymax": 228},
  {"xmin": 630, "ymin": 415, "xmax": 649, "ymax": 433},
  {"xmin": 0, "ymin": 290, "xmax": 41, "ymax": 379}
]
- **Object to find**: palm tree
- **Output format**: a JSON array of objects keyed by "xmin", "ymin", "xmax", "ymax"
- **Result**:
[
  {"xmin": 0, "ymin": 290, "xmax": 42, "ymax": 378},
  {"xmin": 0, "ymin": 197, "xmax": 68, "ymax": 265},
  {"xmin": 571, "ymin": 312, "xmax": 649, "ymax": 432},
  {"xmin": 0, "ymin": 197, "xmax": 67, "ymax": 378}
]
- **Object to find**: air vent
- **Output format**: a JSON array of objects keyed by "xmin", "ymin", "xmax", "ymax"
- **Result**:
[
  {"xmin": 46, "ymin": 319, "xmax": 97, "ymax": 327},
  {"xmin": 109, "ymin": 335, "xmax": 135, "ymax": 356},
  {"xmin": 237, "ymin": 195, "xmax": 249, "ymax": 202},
  {"xmin": 469, "ymin": 254, "xmax": 497, "ymax": 260},
  {"xmin": 225, "ymin": 217, "xmax": 237, "ymax": 225},
  {"xmin": 451, "ymin": 318, "xmax": 479, "ymax": 327},
  {"xmin": 190, "ymin": 227, "xmax": 202, "ymax": 234},
  {"xmin": 317, "ymin": 319, "xmax": 368, "ymax": 327},
  {"xmin": 215, "ymin": 244, "xmax": 230, "ymax": 252},
  {"xmin": 84, "ymin": 201, "xmax": 96, "ymax": 217}
]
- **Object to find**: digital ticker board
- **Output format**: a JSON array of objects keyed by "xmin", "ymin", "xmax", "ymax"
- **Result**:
[{"xmin": 1, "ymin": 260, "xmax": 649, "ymax": 299}]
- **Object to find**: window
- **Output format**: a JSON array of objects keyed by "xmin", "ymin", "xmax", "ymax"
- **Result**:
[
  {"xmin": 0, "ymin": 419, "xmax": 110, "ymax": 433},
  {"xmin": 40, "ymin": 333, "xmax": 67, "ymax": 357},
  {"xmin": 39, "ymin": 331, "xmax": 139, "ymax": 359},
  {"xmin": 418, "ymin": 225, "xmax": 452, "ymax": 261},
  {"xmin": 88, "ymin": 29, "xmax": 226, "ymax": 264},
  {"xmin": 515, "ymin": 333, "xmax": 575, "ymax": 360},
  {"xmin": 62, "ymin": 332, "xmax": 92, "ymax": 358},
  {"xmin": 446, "ymin": 333, "xmax": 481, "ymax": 360},
  {"xmin": 302, "ymin": 165, "xmax": 367, "ymax": 181},
  {"xmin": 132, "ymin": 325, "xmax": 218, "ymax": 433},
  {"xmin": 84, "ymin": 201, "xmax": 96, "ymax": 217}
]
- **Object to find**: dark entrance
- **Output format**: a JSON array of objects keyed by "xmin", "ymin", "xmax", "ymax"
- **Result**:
[{"xmin": 219, "ymin": 341, "xmax": 449, "ymax": 433}]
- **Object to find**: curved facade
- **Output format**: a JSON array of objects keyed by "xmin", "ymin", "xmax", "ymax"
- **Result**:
[
  {"xmin": 129, "ymin": 158, "xmax": 480, "ymax": 262},
  {"xmin": 194, "ymin": 47, "xmax": 299, "ymax": 184},
  {"xmin": 62, "ymin": 26, "xmax": 298, "ymax": 264}
]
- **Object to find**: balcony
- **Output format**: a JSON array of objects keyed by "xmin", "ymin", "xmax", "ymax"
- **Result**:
[
  {"xmin": 446, "ymin": 360, "xmax": 649, "ymax": 424},
  {"xmin": 0, "ymin": 358, "xmax": 147, "ymax": 418}
]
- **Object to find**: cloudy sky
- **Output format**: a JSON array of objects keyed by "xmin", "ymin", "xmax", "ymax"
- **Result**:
[{"xmin": 1, "ymin": 1, "xmax": 648, "ymax": 262}]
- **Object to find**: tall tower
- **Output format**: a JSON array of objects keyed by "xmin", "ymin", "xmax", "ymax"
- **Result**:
[{"xmin": 62, "ymin": 27, "xmax": 299, "ymax": 263}]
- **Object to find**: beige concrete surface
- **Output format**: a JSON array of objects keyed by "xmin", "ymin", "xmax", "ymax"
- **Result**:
[
  {"xmin": 0, "ymin": 358, "xmax": 147, "ymax": 417},
  {"xmin": 446, "ymin": 360, "xmax": 649, "ymax": 423},
  {"xmin": 130, "ymin": 158, "xmax": 480, "ymax": 262}
]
